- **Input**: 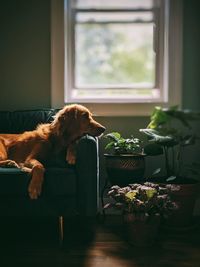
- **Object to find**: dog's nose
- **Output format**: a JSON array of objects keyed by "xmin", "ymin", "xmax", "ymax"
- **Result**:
[
  {"xmin": 90, "ymin": 121, "xmax": 106, "ymax": 136},
  {"xmin": 99, "ymin": 125, "xmax": 106, "ymax": 134}
]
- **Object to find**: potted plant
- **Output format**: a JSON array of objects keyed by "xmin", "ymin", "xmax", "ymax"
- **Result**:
[
  {"xmin": 140, "ymin": 105, "xmax": 200, "ymax": 227},
  {"xmin": 104, "ymin": 132, "xmax": 145, "ymax": 186},
  {"xmin": 104, "ymin": 182, "xmax": 178, "ymax": 246}
]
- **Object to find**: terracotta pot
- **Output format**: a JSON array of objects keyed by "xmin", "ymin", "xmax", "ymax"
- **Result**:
[
  {"xmin": 124, "ymin": 214, "xmax": 160, "ymax": 247},
  {"xmin": 165, "ymin": 180, "xmax": 200, "ymax": 227},
  {"xmin": 150, "ymin": 177, "xmax": 200, "ymax": 228},
  {"xmin": 104, "ymin": 154, "xmax": 146, "ymax": 186}
]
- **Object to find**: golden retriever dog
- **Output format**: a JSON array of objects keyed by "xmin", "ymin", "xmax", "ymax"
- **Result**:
[{"xmin": 0, "ymin": 104, "xmax": 105, "ymax": 199}]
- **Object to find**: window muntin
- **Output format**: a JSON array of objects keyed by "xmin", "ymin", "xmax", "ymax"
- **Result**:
[{"xmin": 75, "ymin": 0, "xmax": 154, "ymax": 10}]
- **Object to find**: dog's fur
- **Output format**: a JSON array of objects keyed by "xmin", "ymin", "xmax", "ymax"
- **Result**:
[{"xmin": 0, "ymin": 104, "xmax": 105, "ymax": 199}]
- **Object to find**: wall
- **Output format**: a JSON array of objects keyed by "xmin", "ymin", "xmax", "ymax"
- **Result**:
[
  {"xmin": 182, "ymin": 0, "xmax": 200, "ymax": 110},
  {"xmin": 0, "ymin": 0, "xmax": 51, "ymax": 110}
]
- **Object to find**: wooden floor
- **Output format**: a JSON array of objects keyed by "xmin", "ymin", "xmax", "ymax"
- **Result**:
[{"xmin": 0, "ymin": 216, "xmax": 200, "ymax": 267}]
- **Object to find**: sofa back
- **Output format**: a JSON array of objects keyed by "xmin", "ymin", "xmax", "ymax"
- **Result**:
[{"xmin": 0, "ymin": 109, "xmax": 58, "ymax": 133}]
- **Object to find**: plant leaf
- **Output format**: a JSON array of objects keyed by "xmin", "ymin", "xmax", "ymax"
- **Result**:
[
  {"xmin": 140, "ymin": 128, "xmax": 173, "ymax": 144},
  {"xmin": 103, "ymin": 203, "xmax": 112, "ymax": 209},
  {"xmin": 166, "ymin": 176, "xmax": 177, "ymax": 182},
  {"xmin": 105, "ymin": 142, "xmax": 115, "ymax": 150},
  {"xmin": 104, "ymin": 132, "xmax": 121, "ymax": 141},
  {"xmin": 152, "ymin": 168, "xmax": 162, "ymax": 176},
  {"xmin": 148, "ymin": 106, "xmax": 170, "ymax": 129}
]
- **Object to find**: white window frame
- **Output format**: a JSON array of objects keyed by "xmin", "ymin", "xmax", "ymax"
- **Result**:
[{"xmin": 51, "ymin": 0, "xmax": 182, "ymax": 116}]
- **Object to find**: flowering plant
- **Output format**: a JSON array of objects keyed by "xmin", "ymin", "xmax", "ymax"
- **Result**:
[{"xmin": 104, "ymin": 182, "xmax": 179, "ymax": 222}]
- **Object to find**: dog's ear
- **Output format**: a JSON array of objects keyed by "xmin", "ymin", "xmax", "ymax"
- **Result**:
[
  {"xmin": 67, "ymin": 107, "xmax": 78, "ymax": 120},
  {"xmin": 52, "ymin": 105, "xmax": 80, "ymax": 136},
  {"xmin": 56, "ymin": 106, "xmax": 78, "ymax": 135},
  {"xmin": 59, "ymin": 106, "xmax": 78, "ymax": 123}
]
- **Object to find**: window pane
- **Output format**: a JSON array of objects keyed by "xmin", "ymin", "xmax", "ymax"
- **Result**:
[
  {"xmin": 75, "ymin": 0, "xmax": 154, "ymax": 9},
  {"xmin": 75, "ymin": 17, "xmax": 155, "ymax": 87}
]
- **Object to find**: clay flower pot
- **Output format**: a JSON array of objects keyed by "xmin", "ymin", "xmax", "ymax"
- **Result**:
[{"xmin": 124, "ymin": 214, "xmax": 161, "ymax": 247}]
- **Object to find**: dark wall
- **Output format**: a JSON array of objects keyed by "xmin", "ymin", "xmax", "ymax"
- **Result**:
[
  {"xmin": 0, "ymin": 0, "xmax": 51, "ymax": 110},
  {"xmin": 182, "ymin": 0, "xmax": 200, "ymax": 110}
]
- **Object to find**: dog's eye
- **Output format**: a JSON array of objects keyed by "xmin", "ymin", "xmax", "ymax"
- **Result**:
[{"xmin": 82, "ymin": 112, "xmax": 89, "ymax": 119}]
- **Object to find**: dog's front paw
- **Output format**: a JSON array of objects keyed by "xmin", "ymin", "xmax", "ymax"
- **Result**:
[
  {"xmin": 66, "ymin": 144, "xmax": 76, "ymax": 165},
  {"xmin": 67, "ymin": 154, "xmax": 76, "ymax": 165},
  {"xmin": 21, "ymin": 166, "xmax": 32, "ymax": 173},
  {"xmin": 28, "ymin": 178, "xmax": 43, "ymax": 200},
  {"xmin": 6, "ymin": 160, "xmax": 20, "ymax": 168}
]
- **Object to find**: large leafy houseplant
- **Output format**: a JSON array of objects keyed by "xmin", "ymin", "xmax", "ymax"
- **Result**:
[
  {"xmin": 140, "ymin": 106, "xmax": 200, "ymax": 227},
  {"xmin": 140, "ymin": 106, "xmax": 200, "ymax": 182},
  {"xmin": 104, "ymin": 182, "xmax": 178, "ymax": 246},
  {"xmin": 104, "ymin": 132, "xmax": 145, "ymax": 186}
]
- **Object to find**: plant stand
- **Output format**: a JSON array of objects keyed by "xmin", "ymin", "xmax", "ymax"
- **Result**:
[
  {"xmin": 104, "ymin": 154, "xmax": 145, "ymax": 186},
  {"xmin": 100, "ymin": 177, "xmax": 110, "ymax": 221}
]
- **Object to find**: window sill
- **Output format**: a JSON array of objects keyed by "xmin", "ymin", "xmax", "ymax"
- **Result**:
[{"xmin": 61, "ymin": 102, "xmax": 179, "ymax": 117}]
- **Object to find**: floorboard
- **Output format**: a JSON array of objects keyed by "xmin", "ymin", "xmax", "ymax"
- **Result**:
[{"xmin": 0, "ymin": 216, "xmax": 199, "ymax": 267}]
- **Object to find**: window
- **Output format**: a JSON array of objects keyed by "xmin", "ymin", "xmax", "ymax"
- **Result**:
[{"xmin": 51, "ymin": 0, "xmax": 182, "ymax": 115}]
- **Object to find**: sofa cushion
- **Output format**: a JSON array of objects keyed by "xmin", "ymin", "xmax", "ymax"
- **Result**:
[
  {"xmin": 9, "ymin": 109, "xmax": 57, "ymax": 133},
  {"xmin": 0, "ymin": 167, "xmax": 76, "ymax": 196},
  {"xmin": 0, "ymin": 109, "xmax": 60, "ymax": 134},
  {"xmin": 0, "ymin": 111, "xmax": 12, "ymax": 133}
]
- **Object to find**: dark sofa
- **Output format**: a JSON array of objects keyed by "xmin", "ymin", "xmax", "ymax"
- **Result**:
[{"xmin": 0, "ymin": 109, "xmax": 100, "ymax": 243}]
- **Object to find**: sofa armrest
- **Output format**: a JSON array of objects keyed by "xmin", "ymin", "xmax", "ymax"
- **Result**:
[{"xmin": 75, "ymin": 135, "xmax": 99, "ymax": 216}]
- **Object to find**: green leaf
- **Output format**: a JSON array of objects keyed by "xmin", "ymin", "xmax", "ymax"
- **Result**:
[
  {"xmin": 181, "ymin": 135, "xmax": 196, "ymax": 146},
  {"xmin": 166, "ymin": 176, "xmax": 177, "ymax": 182},
  {"xmin": 104, "ymin": 132, "xmax": 121, "ymax": 141},
  {"xmin": 103, "ymin": 203, "xmax": 112, "ymax": 209},
  {"xmin": 140, "ymin": 129, "xmax": 173, "ymax": 144},
  {"xmin": 152, "ymin": 168, "xmax": 162, "ymax": 176},
  {"xmin": 118, "ymin": 139, "xmax": 125, "ymax": 144},
  {"xmin": 105, "ymin": 142, "xmax": 115, "ymax": 150},
  {"xmin": 148, "ymin": 106, "xmax": 170, "ymax": 129}
]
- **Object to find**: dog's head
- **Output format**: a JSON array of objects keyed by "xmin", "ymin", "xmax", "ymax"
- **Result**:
[{"xmin": 52, "ymin": 104, "xmax": 105, "ymax": 142}]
